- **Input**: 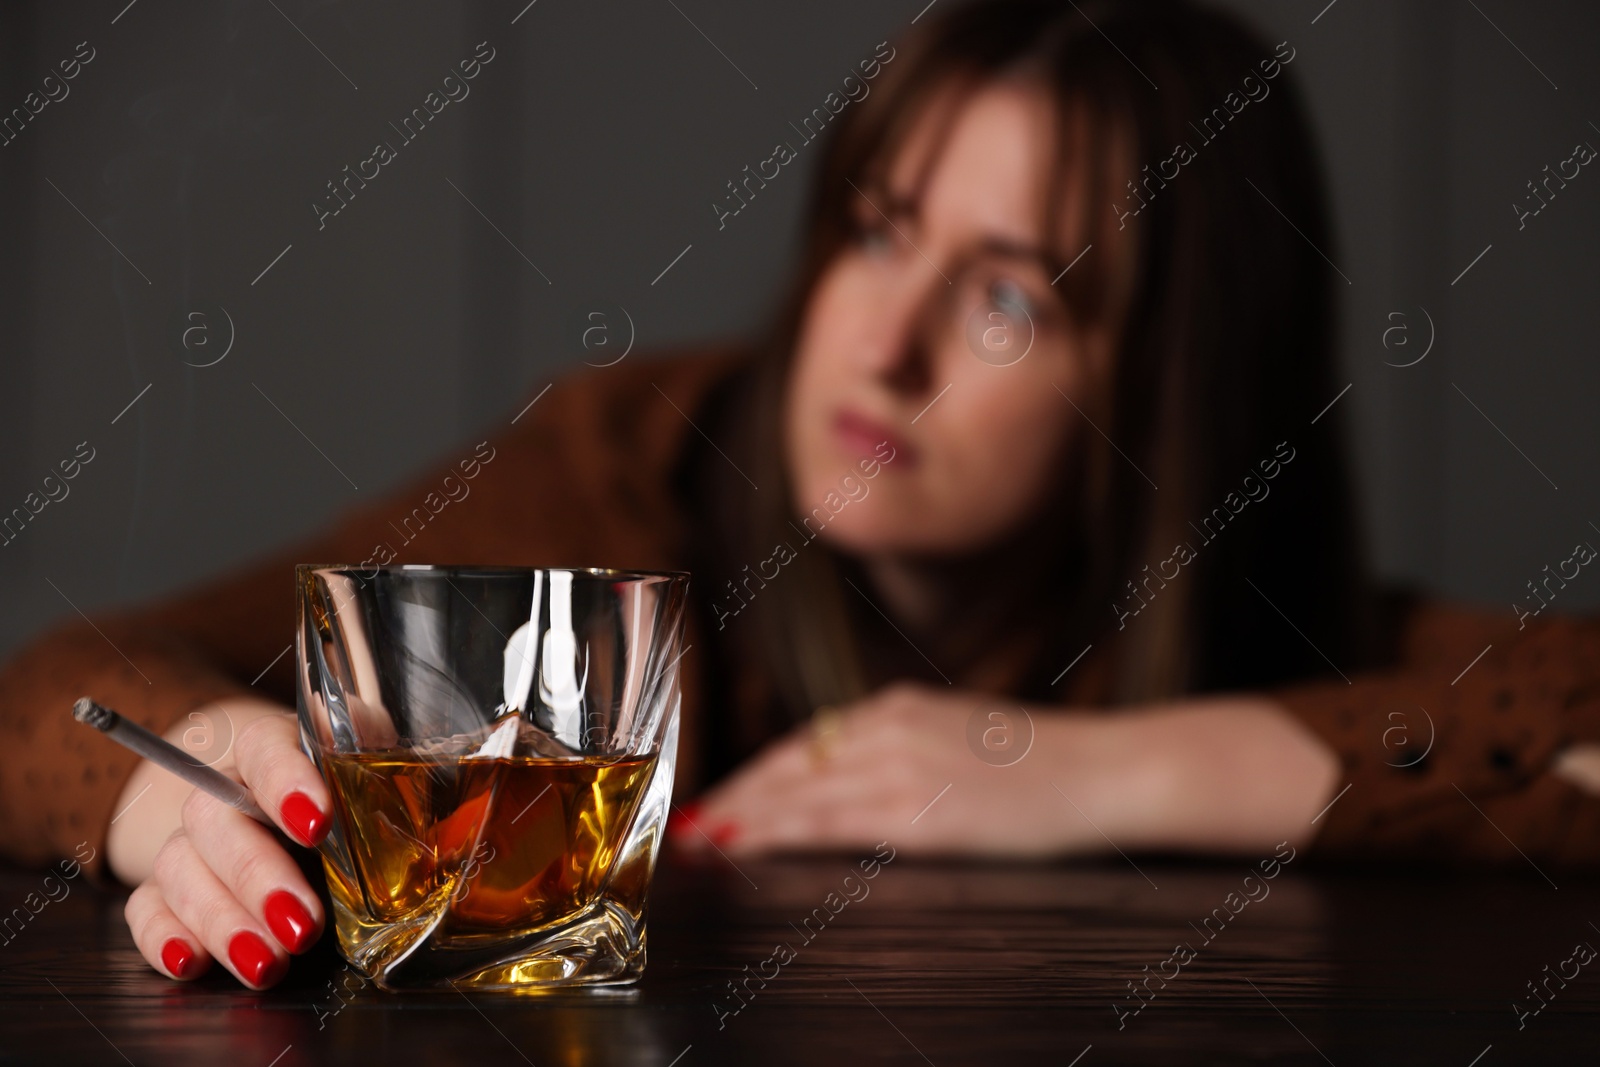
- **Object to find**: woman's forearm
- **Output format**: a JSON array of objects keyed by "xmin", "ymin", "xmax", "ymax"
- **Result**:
[{"xmin": 1040, "ymin": 696, "xmax": 1342, "ymax": 857}]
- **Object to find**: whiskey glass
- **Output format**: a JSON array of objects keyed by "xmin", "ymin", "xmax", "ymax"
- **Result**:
[{"xmin": 294, "ymin": 564, "xmax": 689, "ymax": 991}]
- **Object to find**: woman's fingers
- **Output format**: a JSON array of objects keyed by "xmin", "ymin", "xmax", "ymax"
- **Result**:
[
  {"xmin": 682, "ymin": 693, "xmax": 963, "ymax": 854},
  {"xmin": 133, "ymin": 742, "xmax": 327, "ymax": 989},
  {"xmin": 152, "ymin": 829, "xmax": 290, "ymax": 989},
  {"xmin": 698, "ymin": 732, "xmax": 823, "ymax": 815},
  {"xmin": 683, "ymin": 738, "xmax": 886, "ymax": 854},
  {"xmin": 1553, "ymin": 743, "xmax": 1600, "ymax": 795},
  {"xmin": 182, "ymin": 788, "xmax": 323, "ymax": 955},
  {"xmin": 125, "ymin": 880, "xmax": 210, "ymax": 981},
  {"xmin": 232, "ymin": 711, "xmax": 333, "ymax": 847},
  {"xmin": 671, "ymin": 741, "xmax": 799, "ymax": 850}
]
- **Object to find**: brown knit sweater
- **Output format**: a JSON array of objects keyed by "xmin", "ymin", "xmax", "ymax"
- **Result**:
[{"xmin": 3, "ymin": 346, "xmax": 1598, "ymax": 884}]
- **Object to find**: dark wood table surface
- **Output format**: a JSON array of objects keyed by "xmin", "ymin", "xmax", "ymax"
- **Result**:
[{"xmin": 2, "ymin": 850, "xmax": 1597, "ymax": 1065}]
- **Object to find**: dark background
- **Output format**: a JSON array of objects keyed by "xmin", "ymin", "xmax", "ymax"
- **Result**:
[{"xmin": 1, "ymin": 0, "xmax": 1597, "ymax": 659}]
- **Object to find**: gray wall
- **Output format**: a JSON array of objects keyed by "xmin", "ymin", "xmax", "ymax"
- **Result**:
[{"xmin": 1, "ymin": 0, "xmax": 1597, "ymax": 658}]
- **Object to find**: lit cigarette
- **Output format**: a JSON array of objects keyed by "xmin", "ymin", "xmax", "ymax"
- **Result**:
[{"xmin": 72, "ymin": 697, "xmax": 276, "ymax": 830}]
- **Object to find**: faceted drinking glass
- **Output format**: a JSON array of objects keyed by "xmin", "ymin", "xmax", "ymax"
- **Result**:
[{"xmin": 294, "ymin": 564, "xmax": 689, "ymax": 991}]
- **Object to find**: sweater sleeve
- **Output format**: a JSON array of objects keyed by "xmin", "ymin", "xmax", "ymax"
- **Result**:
[
  {"xmin": 1273, "ymin": 597, "xmax": 1600, "ymax": 869},
  {"xmin": 0, "ymin": 350, "xmax": 734, "ymax": 885}
]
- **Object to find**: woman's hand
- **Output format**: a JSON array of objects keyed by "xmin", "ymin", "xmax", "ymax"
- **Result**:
[
  {"xmin": 673, "ymin": 682, "xmax": 1341, "ymax": 859},
  {"xmin": 677, "ymin": 682, "xmax": 1088, "ymax": 856},
  {"xmin": 107, "ymin": 698, "xmax": 332, "ymax": 988}
]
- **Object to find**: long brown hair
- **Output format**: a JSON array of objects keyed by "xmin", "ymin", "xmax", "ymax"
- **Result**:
[{"xmin": 696, "ymin": 0, "xmax": 1375, "ymax": 735}]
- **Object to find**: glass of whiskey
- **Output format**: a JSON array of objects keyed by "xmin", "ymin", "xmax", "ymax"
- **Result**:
[{"xmin": 294, "ymin": 564, "xmax": 689, "ymax": 991}]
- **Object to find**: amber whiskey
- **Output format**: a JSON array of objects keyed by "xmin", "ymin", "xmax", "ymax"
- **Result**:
[{"xmin": 321, "ymin": 750, "xmax": 656, "ymax": 937}]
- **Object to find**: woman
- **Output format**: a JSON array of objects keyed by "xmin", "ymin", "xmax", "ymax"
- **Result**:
[{"xmin": 2, "ymin": 0, "xmax": 1597, "ymax": 991}]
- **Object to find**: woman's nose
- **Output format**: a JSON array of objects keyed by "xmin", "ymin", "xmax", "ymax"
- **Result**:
[{"xmin": 856, "ymin": 267, "xmax": 948, "ymax": 397}]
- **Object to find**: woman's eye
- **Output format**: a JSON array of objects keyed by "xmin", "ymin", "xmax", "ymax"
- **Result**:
[
  {"xmin": 856, "ymin": 224, "xmax": 894, "ymax": 256},
  {"xmin": 988, "ymin": 278, "xmax": 1036, "ymax": 321}
]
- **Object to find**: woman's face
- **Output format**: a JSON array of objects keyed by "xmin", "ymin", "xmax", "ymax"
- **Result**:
[{"xmin": 783, "ymin": 82, "xmax": 1118, "ymax": 558}]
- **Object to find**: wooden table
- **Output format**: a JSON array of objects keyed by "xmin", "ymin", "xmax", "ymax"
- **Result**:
[{"xmin": 2, "ymin": 851, "xmax": 1596, "ymax": 1065}]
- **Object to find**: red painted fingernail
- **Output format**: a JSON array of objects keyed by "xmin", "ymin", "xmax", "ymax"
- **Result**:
[
  {"xmin": 263, "ymin": 890, "xmax": 316, "ymax": 954},
  {"xmin": 668, "ymin": 803, "xmax": 702, "ymax": 836},
  {"xmin": 709, "ymin": 822, "xmax": 739, "ymax": 848},
  {"xmin": 280, "ymin": 791, "xmax": 329, "ymax": 846},
  {"xmin": 161, "ymin": 937, "xmax": 196, "ymax": 979},
  {"xmin": 227, "ymin": 930, "xmax": 281, "ymax": 988}
]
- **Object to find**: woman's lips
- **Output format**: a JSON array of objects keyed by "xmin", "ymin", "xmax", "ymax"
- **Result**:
[{"xmin": 832, "ymin": 408, "xmax": 918, "ymax": 469}]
